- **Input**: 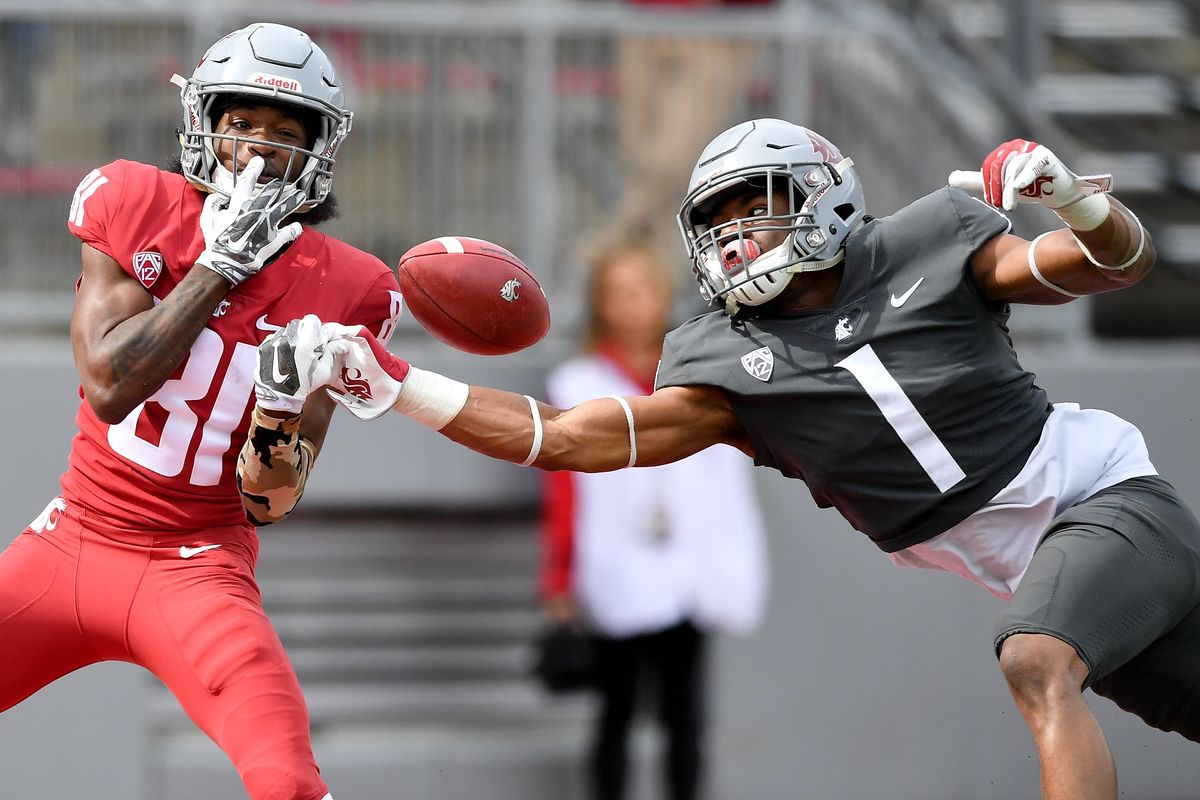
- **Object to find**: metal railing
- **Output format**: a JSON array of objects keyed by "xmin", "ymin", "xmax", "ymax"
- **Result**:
[{"xmin": 0, "ymin": 0, "xmax": 1056, "ymax": 337}]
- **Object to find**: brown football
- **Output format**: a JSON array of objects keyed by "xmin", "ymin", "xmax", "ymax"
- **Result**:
[{"xmin": 396, "ymin": 236, "xmax": 550, "ymax": 356}]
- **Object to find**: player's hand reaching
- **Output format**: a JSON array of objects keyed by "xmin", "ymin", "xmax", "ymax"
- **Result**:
[
  {"xmin": 321, "ymin": 324, "xmax": 412, "ymax": 420},
  {"xmin": 195, "ymin": 156, "xmax": 305, "ymax": 286},
  {"xmin": 255, "ymin": 314, "xmax": 341, "ymax": 415},
  {"xmin": 949, "ymin": 139, "xmax": 1113, "ymax": 213}
]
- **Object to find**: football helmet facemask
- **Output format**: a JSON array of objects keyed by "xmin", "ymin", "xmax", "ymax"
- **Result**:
[
  {"xmin": 171, "ymin": 22, "xmax": 353, "ymax": 212},
  {"xmin": 677, "ymin": 119, "xmax": 866, "ymax": 314}
]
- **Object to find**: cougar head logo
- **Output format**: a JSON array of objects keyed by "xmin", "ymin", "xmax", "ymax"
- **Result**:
[
  {"xmin": 500, "ymin": 279, "xmax": 522, "ymax": 303},
  {"xmin": 1018, "ymin": 175, "xmax": 1055, "ymax": 199},
  {"xmin": 340, "ymin": 367, "xmax": 373, "ymax": 401}
]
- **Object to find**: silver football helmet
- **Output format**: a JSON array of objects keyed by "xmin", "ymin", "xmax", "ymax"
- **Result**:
[
  {"xmin": 171, "ymin": 22, "xmax": 353, "ymax": 211},
  {"xmin": 677, "ymin": 119, "xmax": 866, "ymax": 314}
]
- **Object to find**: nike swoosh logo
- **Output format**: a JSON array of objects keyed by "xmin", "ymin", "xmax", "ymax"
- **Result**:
[
  {"xmin": 272, "ymin": 347, "xmax": 290, "ymax": 384},
  {"xmin": 179, "ymin": 544, "xmax": 223, "ymax": 559},
  {"xmin": 890, "ymin": 277, "xmax": 925, "ymax": 308},
  {"xmin": 256, "ymin": 314, "xmax": 283, "ymax": 332}
]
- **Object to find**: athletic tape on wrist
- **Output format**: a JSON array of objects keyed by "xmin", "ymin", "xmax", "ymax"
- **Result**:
[
  {"xmin": 249, "ymin": 404, "xmax": 303, "ymax": 434},
  {"xmin": 609, "ymin": 395, "xmax": 637, "ymax": 469},
  {"xmin": 1073, "ymin": 210, "xmax": 1147, "ymax": 272},
  {"xmin": 519, "ymin": 395, "xmax": 543, "ymax": 467},
  {"xmin": 392, "ymin": 367, "xmax": 469, "ymax": 430},
  {"xmin": 1027, "ymin": 232, "xmax": 1085, "ymax": 299},
  {"xmin": 1053, "ymin": 193, "xmax": 1110, "ymax": 232},
  {"xmin": 238, "ymin": 407, "xmax": 311, "ymax": 525}
]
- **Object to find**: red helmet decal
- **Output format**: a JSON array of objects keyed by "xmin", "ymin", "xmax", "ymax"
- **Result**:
[{"xmin": 806, "ymin": 131, "xmax": 843, "ymax": 163}]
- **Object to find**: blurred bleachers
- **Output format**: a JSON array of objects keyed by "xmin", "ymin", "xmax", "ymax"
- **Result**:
[
  {"xmin": 143, "ymin": 511, "xmax": 597, "ymax": 799},
  {"xmin": 931, "ymin": 0, "xmax": 1200, "ymax": 335},
  {"xmin": 10, "ymin": 0, "xmax": 1187, "ymax": 343},
  {"xmin": 148, "ymin": 513, "xmax": 565, "ymax": 729}
]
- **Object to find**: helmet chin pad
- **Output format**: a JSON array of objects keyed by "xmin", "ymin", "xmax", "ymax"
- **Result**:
[
  {"xmin": 702, "ymin": 234, "xmax": 799, "ymax": 307},
  {"xmin": 701, "ymin": 232, "xmax": 846, "ymax": 313},
  {"xmin": 211, "ymin": 162, "xmax": 235, "ymax": 196}
]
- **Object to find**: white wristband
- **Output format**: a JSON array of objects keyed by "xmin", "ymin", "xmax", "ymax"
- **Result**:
[
  {"xmin": 1027, "ymin": 232, "xmax": 1085, "ymax": 299},
  {"xmin": 1053, "ymin": 193, "xmax": 1110, "ymax": 232},
  {"xmin": 519, "ymin": 395, "xmax": 543, "ymax": 467},
  {"xmin": 1073, "ymin": 211, "xmax": 1146, "ymax": 272},
  {"xmin": 392, "ymin": 367, "xmax": 470, "ymax": 430},
  {"xmin": 609, "ymin": 395, "xmax": 637, "ymax": 469}
]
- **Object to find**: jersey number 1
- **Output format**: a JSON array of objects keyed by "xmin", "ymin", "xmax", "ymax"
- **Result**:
[
  {"xmin": 107, "ymin": 328, "xmax": 258, "ymax": 486},
  {"xmin": 836, "ymin": 345, "xmax": 965, "ymax": 492}
]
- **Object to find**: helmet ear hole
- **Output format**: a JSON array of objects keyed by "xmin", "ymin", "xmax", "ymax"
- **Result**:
[{"xmin": 834, "ymin": 203, "xmax": 857, "ymax": 221}]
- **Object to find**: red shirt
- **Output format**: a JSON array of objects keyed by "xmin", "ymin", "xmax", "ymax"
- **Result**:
[{"xmin": 63, "ymin": 160, "xmax": 402, "ymax": 532}]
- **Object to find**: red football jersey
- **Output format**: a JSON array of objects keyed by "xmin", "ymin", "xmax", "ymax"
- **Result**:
[{"xmin": 63, "ymin": 160, "xmax": 403, "ymax": 531}]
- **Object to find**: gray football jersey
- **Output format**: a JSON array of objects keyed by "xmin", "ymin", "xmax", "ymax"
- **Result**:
[{"xmin": 656, "ymin": 187, "xmax": 1051, "ymax": 552}]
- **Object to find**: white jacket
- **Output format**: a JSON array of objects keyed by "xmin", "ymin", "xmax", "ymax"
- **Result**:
[{"xmin": 544, "ymin": 351, "xmax": 768, "ymax": 638}]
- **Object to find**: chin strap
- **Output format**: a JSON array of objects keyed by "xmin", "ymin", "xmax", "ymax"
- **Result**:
[
  {"xmin": 720, "ymin": 250, "xmax": 844, "ymax": 316},
  {"xmin": 783, "ymin": 249, "xmax": 846, "ymax": 275},
  {"xmin": 722, "ymin": 248, "xmax": 846, "ymax": 316}
]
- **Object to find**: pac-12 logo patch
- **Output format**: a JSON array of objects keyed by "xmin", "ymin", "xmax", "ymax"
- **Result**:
[
  {"xmin": 133, "ymin": 251, "xmax": 163, "ymax": 288},
  {"xmin": 741, "ymin": 346, "xmax": 774, "ymax": 382}
]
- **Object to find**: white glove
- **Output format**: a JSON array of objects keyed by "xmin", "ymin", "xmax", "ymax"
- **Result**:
[
  {"xmin": 255, "ymin": 314, "xmax": 339, "ymax": 414},
  {"xmin": 322, "ymin": 324, "xmax": 411, "ymax": 420},
  {"xmin": 195, "ymin": 156, "xmax": 305, "ymax": 286},
  {"xmin": 948, "ymin": 138, "xmax": 1112, "ymax": 214}
]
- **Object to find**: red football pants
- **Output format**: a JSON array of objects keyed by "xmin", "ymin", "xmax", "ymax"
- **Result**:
[{"xmin": 0, "ymin": 498, "xmax": 329, "ymax": 800}]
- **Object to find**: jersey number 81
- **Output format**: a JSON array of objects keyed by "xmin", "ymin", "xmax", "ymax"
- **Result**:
[{"xmin": 107, "ymin": 328, "xmax": 256, "ymax": 486}]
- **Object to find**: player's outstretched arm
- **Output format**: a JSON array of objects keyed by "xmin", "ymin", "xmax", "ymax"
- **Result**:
[
  {"xmin": 439, "ymin": 383, "xmax": 744, "ymax": 472},
  {"xmin": 950, "ymin": 139, "xmax": 1156, "ymax": 304},
  {"xmin": 288, "ymin": 324, "xmax": 748, "ymax": 472}
]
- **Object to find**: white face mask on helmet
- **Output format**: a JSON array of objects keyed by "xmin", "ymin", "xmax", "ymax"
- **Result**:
[
  {"xmin": 677, "ymin": 118, "xmax": 867, "ymax": 315},
  {"xmin": 170, "ymin": 22, "xmax": 353, "ymax": 212}
]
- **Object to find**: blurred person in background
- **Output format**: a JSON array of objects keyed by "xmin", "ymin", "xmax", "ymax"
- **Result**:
[
  {"xmin": 298, "ymin": 118, "xmax": 1198, "ymax": 800},
  {"xmin": 612, "ymin": 0, "xmax": 773, "ymax": 261},
  {"xmin": 539, "ymin": 238, "xmax": 767, "ymax": 800},
  {"xmin": 0, "ymin": 23, "xmax": 400, "ymax": 800},
  {"xmin": 0, "ymin": 20, "xmax": 54, "ymax": 162}
]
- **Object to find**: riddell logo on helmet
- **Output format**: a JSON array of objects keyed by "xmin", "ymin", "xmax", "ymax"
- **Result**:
[{"xmin": 249, "ymin": 72, "xmax": 302, "ymax": 92}]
